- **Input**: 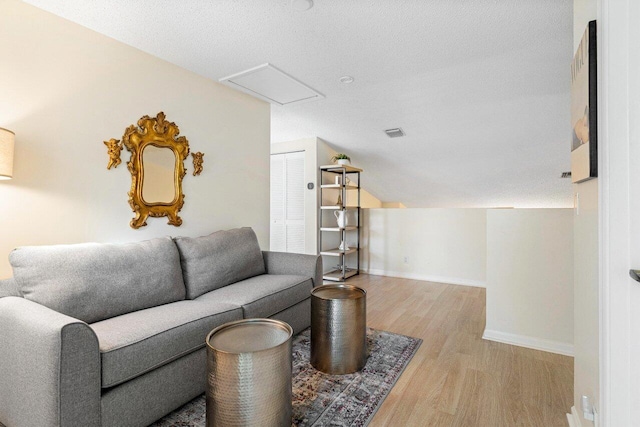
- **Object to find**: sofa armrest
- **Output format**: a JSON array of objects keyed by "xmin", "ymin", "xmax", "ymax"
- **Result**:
[
  {"xmin": 0, "ymin": 297, "xmax": 101, "ymax": 427},
  {"xmin": 0, "ymin": 277, "xmax": 20, "ymax": 298},
  {"xmin": 262, "ymin": 251, "xmax": 323, "ymax": 287}
]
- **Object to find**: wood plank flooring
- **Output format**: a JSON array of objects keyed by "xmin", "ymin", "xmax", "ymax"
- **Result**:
[{"xmin": 344, "ymin": 274, "xmax": 573, "ymax": 427}]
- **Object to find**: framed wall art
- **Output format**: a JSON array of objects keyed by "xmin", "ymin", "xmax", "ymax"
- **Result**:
[{"xmin": 570, "ymin": 20, "xmax": 597, "ymax": 183}]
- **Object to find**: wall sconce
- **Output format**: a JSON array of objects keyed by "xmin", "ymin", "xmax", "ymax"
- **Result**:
[{"xmin": 0, "ymin": 127, "xmax": 15, "ymax": 180}]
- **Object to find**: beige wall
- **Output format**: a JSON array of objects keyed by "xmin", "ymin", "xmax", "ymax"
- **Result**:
[
  {"xmin": 0, "ymin": 0, "xmax": 271, "ymax": 278},
  {"xmin": 573, "ymin": 0, "xmax": 599, "ymax": 423},
  {"xmin": 356, "ymin": 189, "xmax": 382, "ymax": 209},
  {"xmin": 484, "ymin": 209, "xmax": 574, "ymax": 355},
  {"xmin": 361, "ymin": 208, "xmax": 487, "ymax": 287},
  {"xmin": 316, "ymin": 138, "xmax": 335, "ymax": 169}
]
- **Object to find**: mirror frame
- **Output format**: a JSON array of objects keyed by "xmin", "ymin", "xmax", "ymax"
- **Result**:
[{"xmin": 123, "ymin": 112, "xmax": 190, "ymax": 229}]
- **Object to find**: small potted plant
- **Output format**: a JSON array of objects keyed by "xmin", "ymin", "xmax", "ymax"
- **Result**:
[{"xmin": 331, "ymin": 153, "xmax": 351, "ymax": 166}]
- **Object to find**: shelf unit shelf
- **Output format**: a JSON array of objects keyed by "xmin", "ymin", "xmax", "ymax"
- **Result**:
[
  {"xmin": 320, "ymin": 206, "xmax": 359, "ymax": 210},
  {"xmin": 320, "ymin": 226, "xmax": 357, "ymax": 231},
  {"xmin": 319, "ymin": 164, "xmax": 362, "ymax": 282},
  {"xmin": 320, "ymin": 248, "xmax": 357, "ymax": 257},
  {"xmin": 323, "ymin": 268, "xmax": 359, "ymax": 281},
  {"xmin": 320, "ymin": 164, "xmax": 363, "ymax": 173},
  {"xmin": 319, "ymin": 184, "xmax": 360, "ymax": 190}
]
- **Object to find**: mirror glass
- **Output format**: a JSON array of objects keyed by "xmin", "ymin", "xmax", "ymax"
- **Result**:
[{"xmin": 142, "ymin": 145, "xmax": 177, "ymax": 204}]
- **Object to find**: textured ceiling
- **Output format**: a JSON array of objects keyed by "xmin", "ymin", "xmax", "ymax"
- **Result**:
[{"xmin": 22, "ymin": 0, "xmax": 573, "ymax": 207}]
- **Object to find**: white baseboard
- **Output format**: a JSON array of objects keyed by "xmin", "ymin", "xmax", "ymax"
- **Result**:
[
  {"xmin": 482, "ymin": 329, "xmax": 574, "ymax": 357},
  {"xmin": 362, "ymin": 268, "xmax": 486, "ymax": 288},
  {"xmin": 567, "ymin": 406, "xmax": 583, "ymax": 427}
]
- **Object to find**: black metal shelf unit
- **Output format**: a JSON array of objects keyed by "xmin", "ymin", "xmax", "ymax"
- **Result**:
[{"xmin": 318, "ymin": 164, "xmax": 362, "ymax": 282}]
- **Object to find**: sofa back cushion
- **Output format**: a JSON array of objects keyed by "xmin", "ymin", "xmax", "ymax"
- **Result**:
[
  {"xmin": 9, "ymin": 237, "xmax": 186, "ymax": 323},
  {"xmin": 174, "ymin": 227, "xmax": 266, "ymax": 299}
]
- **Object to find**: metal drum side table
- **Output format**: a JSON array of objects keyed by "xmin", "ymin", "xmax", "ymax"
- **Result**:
[
  {"xmin": 205, "ymin": 318, "xmax": 293, "ymax": 427},
  {"xmin": 310, "ymin": 284, "xmax": 367, "ymax": 374}
]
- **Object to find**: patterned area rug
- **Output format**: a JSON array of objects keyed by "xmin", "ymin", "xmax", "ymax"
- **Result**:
[{"xmin": 151, "ymin": 328, "xmax": 422, "ymax": 427}]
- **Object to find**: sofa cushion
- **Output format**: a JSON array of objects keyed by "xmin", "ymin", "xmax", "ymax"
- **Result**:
[
  {"xmin": 196, "ymin": 274, "xmax": 312, "ymax": 319},
  {"xmin": 91, "ymin": 300, "xmax": 242, "ymax": 388},
  {"xmin": 174, "ymin": 227, "xmax": 266, "ymax": 299},
  {"xmin": 0, "ymin": 277, "xmax": 20, "ymax": 298},
  {"xmin": 9, "ymin": 237, "xmax": 186, "ymax": 324}
]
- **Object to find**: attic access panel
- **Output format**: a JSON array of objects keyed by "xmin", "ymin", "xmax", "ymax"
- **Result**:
[{"xmin": 219, "ymin": 63, "xmax": 324, "ymax": 106}]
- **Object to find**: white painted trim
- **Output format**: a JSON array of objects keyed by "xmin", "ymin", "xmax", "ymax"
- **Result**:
[
  {"xmin": 482, "ymin": 329, "xmax": 574, "ymax": 357},
  {"xmin": 568, "ymin": 406, "xmax": 584, "ymax": 427},
  {"xmin": 362, "ymin": 268, "xmax": 486, "ymax": 288},
  {"xmin": 597, "ymin": 4, "xmax": 612, "ymax": 427}
]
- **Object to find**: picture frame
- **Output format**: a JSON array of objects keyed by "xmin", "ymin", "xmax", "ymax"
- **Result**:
[{"xmin": 570, "ymin": 20, "xmax": 597, "ymax": 183}]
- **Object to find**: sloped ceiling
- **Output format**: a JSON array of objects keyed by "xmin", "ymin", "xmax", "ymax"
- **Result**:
[{"xmin": 21, "ymin": 0, "xmax": 573, "ymax": 207}]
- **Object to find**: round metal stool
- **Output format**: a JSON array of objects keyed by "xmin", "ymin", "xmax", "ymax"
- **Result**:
[
  {"xmin": 206, "ymin": 318, "xmax": 293, "ymax": 427},
  {"xmin": 310, "ymin": 284, "xmax": 367, "ymax": 374}
]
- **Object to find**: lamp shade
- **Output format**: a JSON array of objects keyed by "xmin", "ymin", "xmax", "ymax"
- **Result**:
[{"xmin": 0, "ymin": 127, "xmax": 14, "ymax": 180}]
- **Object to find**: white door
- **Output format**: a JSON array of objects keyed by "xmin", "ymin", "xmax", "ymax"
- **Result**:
[
  {"xmin": 270, "ymin": 152, "xmax": 305, "ymax": 253},
  {"xmin": 599, "ymin": 1, "xmax": 640, "ymax": 425}
]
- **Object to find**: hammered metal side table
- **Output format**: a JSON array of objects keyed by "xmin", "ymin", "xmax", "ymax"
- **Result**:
[
  {"xmin": 205, "ymin": 318, "xmax": 293, "ymax": 427},
  {"xmin": 310, "ymin": 284, "xmax": 367, "ymax": 374}
]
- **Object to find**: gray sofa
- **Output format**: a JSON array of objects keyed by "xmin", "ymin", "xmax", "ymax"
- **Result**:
[{"xmin": 0, "ymin": 227, "xmax": 322, "ymax": 427}]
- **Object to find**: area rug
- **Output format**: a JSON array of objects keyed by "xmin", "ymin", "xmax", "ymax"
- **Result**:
[{"xmin": 150, "ymin": 328, "xmax": 422, "ymax": 427}]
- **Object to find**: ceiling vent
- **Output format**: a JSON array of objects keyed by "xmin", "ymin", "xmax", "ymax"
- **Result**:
[
  {"xmin": 219, "ymin": 63, "xmax": 324, "ymax": 106},
  {"xmin": 384, "ymin": 128, "xmax": 405, "ymax": 138},
  {"xmin": 561, "ymin": 171, "xmax": 572, "ymax": 178}
]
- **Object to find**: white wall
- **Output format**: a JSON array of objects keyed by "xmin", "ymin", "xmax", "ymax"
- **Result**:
[
  {"xmin": 361, "ymin": 208, "xmax": 487, "ymax": 287},
  {"xmin": 575, "ymin": 0, "xmax": 597, "ymax": 45},
  {"xmin": 574, "ymin": 178, "xmax": 599, "ymax": 422},
  {"xmin": 361, "ymin": 207, "xmax": 575, "ymax": 355},
  {"xmin": 0, "ymin": 0, "xmax": 270, "ymax": 278},
  {"xmin": 381, "ymin": 202, "xmax": 406, "ymax": 209},
  {"xmin": 573, "ymin": 0, "xmax": 599, "ymax": 423},
  {"xmin": 484, "ymin": 209, "xmax": 574, "ymax": 355}
]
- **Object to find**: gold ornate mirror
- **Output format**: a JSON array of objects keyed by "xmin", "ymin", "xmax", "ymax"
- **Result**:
[
  {"xmin": 105, "ymin": 112, "xmax": 205, "ymax": 229},
  {"xmin": 122, "ymin": 112, "xmax": 189, "ymax": 229}
]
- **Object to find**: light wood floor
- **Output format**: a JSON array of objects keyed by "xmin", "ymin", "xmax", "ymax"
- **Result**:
[{"xmin": 344, "ymin": 274, "xmax": 573, "ymax": 427}]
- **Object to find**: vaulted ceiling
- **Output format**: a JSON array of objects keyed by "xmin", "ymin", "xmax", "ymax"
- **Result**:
[{"xmin": 22, "ymin": 0, "xmax": 573, "ymax": 207}]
